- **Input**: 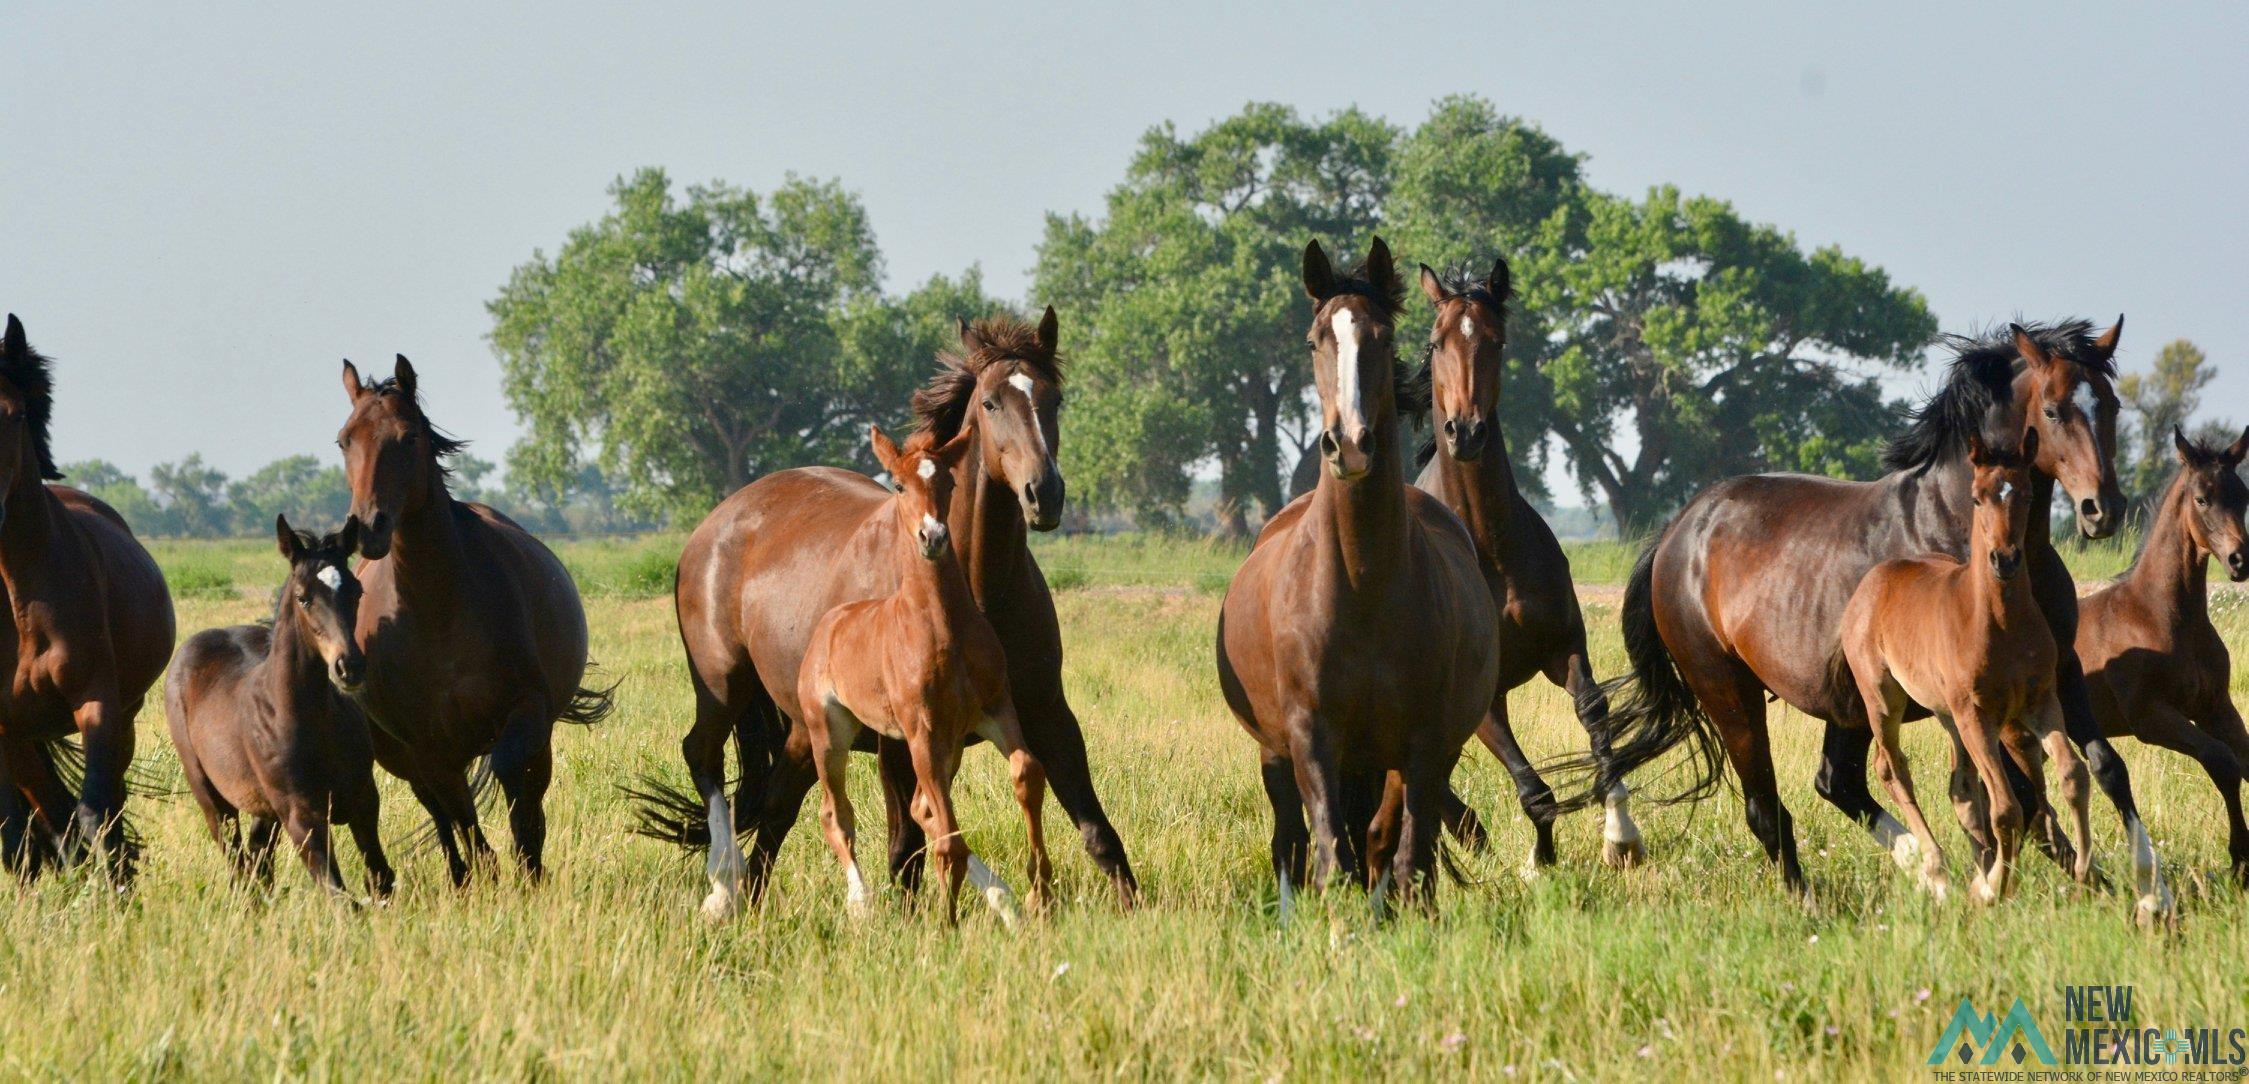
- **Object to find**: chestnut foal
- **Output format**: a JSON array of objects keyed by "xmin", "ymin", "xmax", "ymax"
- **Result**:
[
  {"xmin": 166, "ymin": 517, "xmax": 394, "ymax": 898},
  {"xmin": 1841, "ymin": 430, "xmax": 2108, "ymax": 907},
  {"xmin": 2079, "ymin": 427, "xmax": 2249, "ymax": 882},
  {"xmin": 795, "ymin": 426, "xmax": 1052, "ymax": 925}
]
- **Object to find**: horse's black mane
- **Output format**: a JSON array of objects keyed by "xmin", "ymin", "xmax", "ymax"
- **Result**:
[
  {"xmin": 910, "ymin": 314, "xmax": 1065, "ymax": 445},
  {"xmin": 1432, "ymin": 260, "xmax": 1512, "ymax": 325},
  {"xmin": 1, "ymin": 315, "xmax": 63, "ymax": 481},
  {"xmin": 1880, "ymin": 319, "xmax": 2115, "ymax": 475},
  {"xmin": 1328, "ymin": 257, "xmax": 1408, "ymax": 323},
  {"xmin": 355, "ymin": 373, "xmax": 471, "ymax": 470}
]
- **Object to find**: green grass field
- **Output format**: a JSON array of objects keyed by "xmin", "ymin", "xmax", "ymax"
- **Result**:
[{"xmin": 3, "ymin": 532, "xmax": 2243, "ymax": 1080}]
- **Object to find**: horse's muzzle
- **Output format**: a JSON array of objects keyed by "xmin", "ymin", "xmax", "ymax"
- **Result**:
[
  {"xmin": 1021, "ymin": 471, "xmax": 1064, "ymax": 533},
  {"xmin": 1991, "ymin": 550, "xmax": 2023, "ymax": 580},
  {"xmin": 2227, "ymin": 549, "xmax": 2248, "ymax": 583},
  {"xmin": 1321, "ymin": 426, "xmax": 1370, "ymax": 479},
  {"xmin": 355, "ymin": 511, "xmax": 394, "ymax": 558},
  {"xmin": 1442, "ymin": 414, "xmax": 1489, "ymax": 461},
  {"xmin": 2075, "ymin": 494, "xmax": 2122, "ymax": 539},
  {"xmin": 331, "ymin": 654, "xmax": 367, "ymax": 691}
]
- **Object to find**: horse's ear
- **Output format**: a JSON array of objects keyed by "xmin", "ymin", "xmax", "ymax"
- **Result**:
[
  {"xmin": 2, "ymin": 314, "xmax": 24, "ymax": 361},
  {"xmin": 957, "ymin": 317, "xmax": 987, "ymax": 355},
  {"xmin": 1036, "ymin": 305, "xmax": 1059, "ymax": 355},
  {"xmin": 2018, "ymin": 426, "xmax": 2040, "ymax": 465},
  {"xmin": 1302, "ymin": 240, "xmax": 1336, "ymax": 302},
  {"xmin": 1366, "ymin": 236, "xmax": 1398, "ymax": 297},
  {"xmin": 341, "ymin": 360, "xmax": 366, "ymax": 404},
  {"xmin": 2010, "ymin": 324, "xmax": 2055, "ymax": 372},
  {"xmin": 1965, "ymin": 429, "xmax": 1992, "ymax": 467},
  {"xmin": 2092, "ymin": 314, "xmax": 2124, "ymax": 361},
  {"xmin": 2225, "ymin": 425, "xmax": 2249, "ymax": 468},
  {"xmin": 936, "ymin": 425, "xmax": 975, "ymax": 470},
  {"xmin": 1418, "ymin": 264, "xmax": 1448, "ymax": 307},
  {"xmin": 276, "ymin": 514, "xmax": 300, "ymax": 559},
  {"xmin": 1488, "ymin": 256, "xmax": 1513, "ymax": 302},
  {"xmin": 2175, "ymin": 426, "xmax": 2199, "ymax": 466},
  {"xmin": 393, "ymin": 355, "xmax": 418, "ymax": 399},
  {"xmin": 869, "ymin": 424, "xmax": 902, "ymax": 477}
]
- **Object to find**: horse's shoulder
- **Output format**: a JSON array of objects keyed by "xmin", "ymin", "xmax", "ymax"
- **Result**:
[{"xmin": 1249, "ymin": 491, "xmax": 1316, "ymax": 550}]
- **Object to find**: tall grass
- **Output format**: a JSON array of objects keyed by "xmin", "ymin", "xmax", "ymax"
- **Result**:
[{"xmin": 14, "ymin": 532, "xmax": 2234, "ymax": 1077}]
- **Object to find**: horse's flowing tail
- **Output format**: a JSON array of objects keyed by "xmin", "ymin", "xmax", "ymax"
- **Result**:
[
  {"xmin": 1551, "ymin": 534, "xmax": 1726, "ymax": 812},
  {"xmin": 559, "ymin": 675, "xmax": 617, "ymax": 726},
  {"xmin": 621, "ymin": 697, "xmax": 780, "ymax": 851}
]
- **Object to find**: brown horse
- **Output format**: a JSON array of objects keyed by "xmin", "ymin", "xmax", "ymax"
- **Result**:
[
  {"xmin": 0, "ymin": 315, "xmax": 175, "ymax": 881},
  {"xmin": 166, "ymin": 516, "xmax": 394, "ymax": 898},
  {"xmin": 1841, "ymin": 430, "xmax": 2097, "ymax": 904},
  {"xmin": 2078, "ymin": 426, "xmax": 2249, "ymax": 882},
  {"xmin": 1216, "ymin": 238, "xmax": 1498, "ymax": 910},
  {"xmin": 1570, "ymin": 319, "xmax": 2176, "ymax": 922},
  {"xmin": 658, "ymin": 310, "xmax": 1135, "ymax": 919},
  {"xmin": 337, "ymin": 356, "xmax": 608, "ymax": 884},
  {"xmin": 1409, "ymin": 258, "xmax": 1638, "ymax": 871},
  {"xmin": 796, "ymin": 426, "xmax": 1052, "ymax": 925}
]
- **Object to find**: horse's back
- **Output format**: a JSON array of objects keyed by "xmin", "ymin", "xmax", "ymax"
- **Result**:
[
  {"xmin": 164, "ymin": 624, "xmax": 268, "ymax": 797},
  {"xmin": 53, "ymin": 485, "xmax": 176, "ymax": 697}
]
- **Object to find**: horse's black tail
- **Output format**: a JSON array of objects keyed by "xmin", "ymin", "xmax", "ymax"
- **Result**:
[
  {"xmin": 44, "ymin": 735, "xmax": 179, "ymax": 800},
  {"xmin": 1550, "ymin": 533, "xmax": 1727, "ymax": 813},
  {"xmin": 619, "ymin": 773, "xmax": 725, "ymax": 849},
  {"xmin": 619, "ymin": 692, "xmax": 782, "ymax": 852},
  {"xmin": 558, "ymin": 675, "xmax": 617, "ymax": 726}
]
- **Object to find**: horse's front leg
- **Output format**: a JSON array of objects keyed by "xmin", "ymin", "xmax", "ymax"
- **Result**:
[{"xmin": 71, "ymin": 696, "xmax": 138, "ymax": 884}]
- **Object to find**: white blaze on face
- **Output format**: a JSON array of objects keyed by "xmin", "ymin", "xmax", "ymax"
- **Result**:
[
  {"xmin": 1331, "ymin": 309, "xmax": 1363, "ymax": 433},
  {"xmin": 1998, "ymin": 479, "xmax": 2015, "ymax": 505},
  {"xmin": 2073, "ymin": 382, "xmax": 2104, "ymax": 460},
  {"xmin": 1007, "ymin": 373, "xmax": 1048, "ymax": 455},
  {"xmin": 316, "ymin": 565, "xmax": 344, "ymax": 591},
  {"xmin": 916, "ymin": 458, "xmax": 936, "ymax": 481},
  {"xmin": 1459, "ymin": 315, "xmax": 1475, "ymax": 342}
]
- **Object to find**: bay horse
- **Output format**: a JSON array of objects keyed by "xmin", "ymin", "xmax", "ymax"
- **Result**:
[
  {"xmin": 2077, "ymin": 426, "xmax": 2249, "ymax": 882},
  {"xmin": 1841, "ymin": 430, "xmax": 2095, "ymax": 904},
  {"xmin": 1408, "ymin": 258, "xmax": 1639, "ymax": 871},
  {"xmin": 1215, "ymin": 238, "xmax": 1499, "ymax": 910},
  {"xmin": 0, "ymin": 314, "xmax": 175, "ymax": 881},
  {"xmin": 166, "ymin": 516, "xmax": 394, "ymax": 898},
  {"xmin": 796, "ymin": 426, "xmax": 1051, "ymax": 925},
  {"xmin": 1568, "ymin": 319, "xmax": 2177, "ymax": 923},
  {"xmin": 337, "ymin": 356, "xmax": 609, "ymax": 884},
  {"xmin": 658, "ymin": 309, "xmax": 1136, "ymax": 919}
]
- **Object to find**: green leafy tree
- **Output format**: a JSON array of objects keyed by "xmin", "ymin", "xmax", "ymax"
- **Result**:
[
  {"xmin": 828, "ymin": 268, "xmax": 1013, "ymax": 474},
  {"xmin": 489, "ymin": 168, "xmax": 887, "ymax": 522},
  {"xmin": 1528, "ymin": 185, "xmax": 1935, "ymax": 529},
  {"xmin": 2117, "ymin": 338, "xmax": 2236, "ymax": 512},
  {"xmin": 60, "ymin": 459, "xmax": 165, "ymax": 534},
  {"xmin": 149, "ymin": 454, "xmax": 231, "ymax": 537},
  {"xmin": 228, "ymin": 454, "xmax": 349, "ymax": 533},
  {"xmin": 1036, "ymin": 103, "xmax": 1396, "ymax": 534}
]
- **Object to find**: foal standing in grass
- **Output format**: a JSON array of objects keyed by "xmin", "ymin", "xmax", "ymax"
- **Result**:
[
  {"xmin": 1841, "ymin": 431, "xmax": 2099, "ymax": 906},
  {"xmin": 796, "ymin": 426, "xmax": 1052, "ymax": 925},
  {"xmin": 166, "ymin": 517, "xmax": 394, "ymax": 898}
]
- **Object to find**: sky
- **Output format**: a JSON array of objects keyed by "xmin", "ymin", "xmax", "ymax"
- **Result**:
[{"xmin": 4, "ymin": 2, "xmax": 2245, "ymax": 500}]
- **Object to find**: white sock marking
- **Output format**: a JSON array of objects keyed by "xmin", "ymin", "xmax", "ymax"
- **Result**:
[
  {"xmin": 1602, "ymin": 784, "xmax": 1642, "ymax": 845},
  {"xmin": 1331, "ymin": 309, "xmax": 1363, "ymax": 434},
  {"xmin": 966, "ymin": 855, "xmax": 1020, "ymax": 929},
  {"xmin": 845, "ymin": 863, "xmax": 869, "ymax": 909},
  {"xmin": 1277, "ymin": 870, "xmax": 1295, "ymax": 925}
]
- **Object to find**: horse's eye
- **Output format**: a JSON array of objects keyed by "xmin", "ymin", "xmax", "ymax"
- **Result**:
[
  {"xmin": 2043, "ymin": 406, "xmax": 2059, "ymax": 420},
  {"xmin": 2197, "ymin": 495, "xmax": 2211, "ymax": 508},
  {"xmin": 296, "ymin": 592, "xmax": 311, "ymax": 606},
  {"xmin": 982, "ymin": 399, "xmax": 998, "ymax": 413}
]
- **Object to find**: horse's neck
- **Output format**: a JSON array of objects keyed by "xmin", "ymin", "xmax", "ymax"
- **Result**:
[
  {"xmin": 2126, "ymin": 476, "xmax": 2207, "ymax": 625},
  {"xmin": 262, "ymin": 610, "xmax": 330, "ymax": 718},
  {"xmin": 0, "ymin": 472, "xmax": 64, "ymax": 604},
  {"xmin": 891, "ymin": 534, "xmax": 979, "ymax": 642},
  {"xmin": 947, "ymin": 445, "xmax": 1025, "ymax": 605},
  {"xmin": 1433, "ymin": 436, "xmax": 1518, "ymax": 545},
  {"xmin": 388, "ymin": 474, "xmax": 469, "ymax": 599},
  {"xmin": 1312, "ymin": 424, "xmax": 1410, "ymax": 594},
  {"xmin": 1903, "ymin": 456, "xmax": 1976, "ymax": 554},
  {"xmin": 1961, "ymin": 528, "xmax": 2038, "ymax": 628}
]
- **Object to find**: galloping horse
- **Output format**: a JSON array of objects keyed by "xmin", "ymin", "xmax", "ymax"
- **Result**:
[
  {"xmin": 796, "ymin": 426, "xmax": 1052, "ymax": 924},
  {"xmin": 1841, "ymin": 430, "xmax": 2096, "ymax": 904},
  {"xmin": 0, "ymin": 315, "xmax": 174, "ymax": 880},
  {"xmin": 167, "ymin": 516, "xmax": 394, "ymax": 898},
  {"xmin": 1572, "ymin": 319, "xmax": 2175, "ymax": 921},
  {"xmin": 1216, "ymin": 238, "xmax": 1498, "ymax": 908},
  {"xmin": 2078, "ymin": 427, "xmax": 2249, "ymax": 882},
  {"xmin": 1409, "ymin": 258, "xmax": 1638, "ymax": 870},
  {"xmin": 663, "ymin": 310, "xmax": 1136, "ymax": 918},
  {"xmin": 337, "ymin": 356, "xmax": 608, "ymax": 884}
]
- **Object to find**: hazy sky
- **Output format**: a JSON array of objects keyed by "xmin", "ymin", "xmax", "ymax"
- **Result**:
[{"xmin": 5, "ymin": 3, "xmax": 2244, "ymax": 497}]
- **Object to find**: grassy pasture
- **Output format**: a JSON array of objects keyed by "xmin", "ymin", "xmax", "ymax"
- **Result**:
[{"xmin": 0, "ymin": 531, "xmax": 2241, "ymax": 1080}]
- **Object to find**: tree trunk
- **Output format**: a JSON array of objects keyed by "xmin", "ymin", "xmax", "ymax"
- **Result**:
[{"xmin": 1246, "ymin": 377, "xmax": 1286, "ymax": 520}]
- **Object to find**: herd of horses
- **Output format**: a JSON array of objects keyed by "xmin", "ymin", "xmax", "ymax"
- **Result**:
[{"xmin": 1, "ymin": 229, "xmax": 2243, "ymax": 929}]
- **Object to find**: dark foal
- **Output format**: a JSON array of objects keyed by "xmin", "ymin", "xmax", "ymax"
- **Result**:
[
  {"xmin": 166, "ymin": 517, "xmax": 393, "ymax": 898},
  {"xmin": 2079, "ymin": 427, "xmax": 2249, "ymax": 883}
]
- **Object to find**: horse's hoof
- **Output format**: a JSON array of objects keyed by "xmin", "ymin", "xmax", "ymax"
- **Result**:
[
  {"xmin": 1516, "ymin": 854, "xmax": 1546, "ymax": 882},
  {"xmin": 700, "ymin": 885, "xmax": 741, "ymax": 922},
  {"xmin": 2134, "ymin": 892, "xmax": 2178, "ymax": 933},
  {"xmin": 1886, "ymin": 832, "xmax": 1923, "ymax": 873},
  {"xmin": 1917, "ymin": 871, "xmax": 1950, "ymax": 902},
  {"xmin": 1601, "ymin": 835, "xmax": 1646, "ymax": 870}
]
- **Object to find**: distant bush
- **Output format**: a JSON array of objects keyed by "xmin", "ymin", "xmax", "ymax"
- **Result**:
[{"xmin": 167, "ymin": 562, "xmax": 236, "ymax": 600}]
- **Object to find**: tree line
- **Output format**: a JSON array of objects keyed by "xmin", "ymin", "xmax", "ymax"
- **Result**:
[{"xmin": 89, "ymin": 95, "xmax": 2232, "ymax": 540}]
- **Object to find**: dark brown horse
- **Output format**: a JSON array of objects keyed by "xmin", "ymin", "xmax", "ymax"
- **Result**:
[
  {"xmin": 337, "ymin": 356, "xmax": 608, "ymax": 884},
  {"xmin": 1409, "ymin": 258, "xmax": 1638, "ymax": 871},
  {"xmin": 2078, "ymin": 427, "xmax": 2249, "ymax": 882},
  {"xmin": 167, "ymin": 516, "xmax": 394, "ymax": 898},
  {"xmin": 796, "ymin": 426, "xmax": 1051, "ymax": 925},
  {"xmin": 1841, "ymin": 430, "xmax": 2094, "ymax": 904},
  {"xmin": 1572, "ymin": 319, "xmax": 2176, "ymax": 922},
  {"xmin": 658, "ymin": 310, "xmax": 1135, "ymax": 919},
  {"xmin": 0, "ymin": 315, "xmax": 175, "ymax": 881},
  {"xmin": 1216, "ymin": 238, "xmax": 1498, "ymax": 910}
]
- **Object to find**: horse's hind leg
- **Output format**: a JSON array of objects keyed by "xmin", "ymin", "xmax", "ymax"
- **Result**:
[
  {"xmin": 2055, "ymin": 651, "xmax": 2171, "ymax": 924},
  {"xmin": 1856, "ymin": 676, "xmax": 1950, "ymax": 898},
  {"xmin": 1813, "ymin": 721, "xmax": 1917, "ymax": 871},
  {"xmin": 1558, "ymin": 648, "xmax": 1640, "ymax": 868},
  {"xmin": 2002, "ymin": 706, "xmax": 2091, "ymax": 883},
  {"xmin": 0, "ymin": 753, "xmax": 52, "ymax": 880},
  {"xmin": 244, "ymin": 815, "xmax": 281, "ymax": 886},
  {"xmin": 490, "ymin": 702, "xmax": 557, "ymax": 881},
  {"xmin": 979, "ymin": 704, "xmax": 1053, "ymax": 911},
  {"xmin": 684, "ymin": 673, "xmax": 751, "ymax": 917},
  {"xmin": 743, "ymin": 717, "xmax": 818, "ymax": 904},
  {"xmin": 1687, "ymin": 659, "xmax": 1804, "ymax": 893},
  {"xmin": 1259, "ymin": 751, "xmax": 1309, "ymax": 922},
  {"xmin": 1012, "ymin": 690, "xmax": 1139, "ymax": 906},
  {"xmin": 2139, "ymin": 703, "xmax": 2249, "ymax": 885},
  {"xmin": 877, "ymin": 738, "xmax": 928, "ymax": 894},
  {"xmin": 1472, "ymin": 695, "xmax": 1559, "ymax": 871}
]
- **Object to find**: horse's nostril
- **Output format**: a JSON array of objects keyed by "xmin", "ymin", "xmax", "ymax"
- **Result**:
[
  {"xmin": 1442, "ymin": 419, "xmax": 1457, "ymax": 437},
  {"xmin": 2081, "ymin": 498, "xmax": 2099, "ymax": 518},
  {"xmin": 1319, "ymin": 432, "xmax": 1339, "ymax": 458},
  {"xmin": 1023, "ymin": 483, "xmax": 1038, "ymax": 508}
]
